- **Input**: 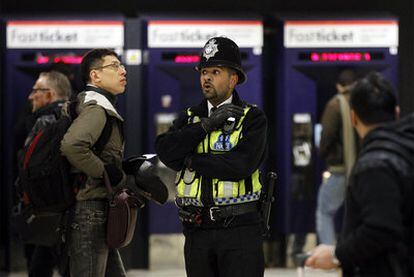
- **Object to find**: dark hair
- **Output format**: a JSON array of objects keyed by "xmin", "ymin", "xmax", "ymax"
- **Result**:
[
  {"xmin": 80, "ymin": 49, "xmax": 119, "ymax": 84},
  {"xmin": 337, "ymin": 69, "xmax": 356, "ymax": 86},
  {"xmin": 350, "ymin": 72, "xmax": 397, "ymax": 125}
]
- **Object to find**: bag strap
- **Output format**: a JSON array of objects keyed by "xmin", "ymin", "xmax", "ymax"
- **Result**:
[
  {"xmin": 92, "ymin": 111, "xmax": 113, "ymax": 155},
  {"xmin": 103, "ymin": 170, "xmax": 113, "ymax": 195},
  {"xmin": 337, "ymin": 94, "xmax": 357, "ymax": 178}
]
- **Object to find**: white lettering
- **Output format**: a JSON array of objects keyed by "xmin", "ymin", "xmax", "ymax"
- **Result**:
[
  {"xmin": 148, "ymin": 22, "xmax": 263, "ymax": 48},
  {"xmin": 11, "ymin": 30, "xmax": 78, "ymax": 44},
  {"xmin": 288, "ymin": 29, "xmax": 353, "ymax": 43},
  {"xmin": 7, "ymin": 22, "xmax": 124, "ymax": 49},
  {"xmin": 284, "ymin": 21, "xmax": 398, "ymax": 48}
]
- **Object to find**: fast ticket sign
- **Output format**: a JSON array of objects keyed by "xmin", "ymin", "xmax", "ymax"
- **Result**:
[
  {"xmin": 7, "ymin": 20, "xmax": 124, "ymax": 49},
  {"xmin": 284, "ymin": 20, "xmax": 398, "ymax": 48}
]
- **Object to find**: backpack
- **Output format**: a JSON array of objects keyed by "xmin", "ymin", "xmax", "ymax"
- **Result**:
[
  {"xmin": 359, "ymin": 134, "xmax": 414, "ymax": 276},
  {"xmin": 18, "ymin": 100, "xmax": 113, "ymax": 213}
]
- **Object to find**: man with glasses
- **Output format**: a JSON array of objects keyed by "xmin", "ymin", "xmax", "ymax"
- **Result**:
[
  {"xmin": 24, "ymin": 71, "xmax": 72, "ymax": 145},
  {"xmin": 18, "ymin": 70, "xmax": 72, "ymax": 277},
  {"xmin": 61, "ymin": 49, "xmax": 128, "ymax": 277}
]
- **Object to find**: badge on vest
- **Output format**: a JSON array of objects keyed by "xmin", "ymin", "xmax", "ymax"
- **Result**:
[{"xmin": 213, "ymin": 134, "xmax": 233, "ymax": 151}]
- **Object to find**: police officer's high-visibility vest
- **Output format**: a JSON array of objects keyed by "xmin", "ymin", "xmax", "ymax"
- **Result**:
[{"xmin": 175, "ymin": 105, "xmax": 262, "ymax": 207}]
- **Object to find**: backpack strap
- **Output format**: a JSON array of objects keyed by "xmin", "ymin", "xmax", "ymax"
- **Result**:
[
  {"xmin": 67, "ymin": 100, "xmax": 79, "ymax": 121},
  {"xmin": 92, "ymin": 110, "xmax": 114, "ymax": 155}
]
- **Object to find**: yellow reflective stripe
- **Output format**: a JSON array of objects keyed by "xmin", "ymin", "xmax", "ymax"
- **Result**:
[
  {"xmin": 176, "ymin": 178, "xmax": 200, "ymax": 198},
  {"xmin": 176, "ymin": 179, "xmax": 185, "ymax": 197},
  {"xmin": 251, "ymin": 170, "xmax": 262, "ymax": 192},
  {"xmin": 177, "ymin": 105, "xmax": 259, "ymax": 205},
  {"xmin": 202, "ymin": 136, "xmax": 209, "ymax": 153},
  {"xmin": 239, "ymin": 179, "xmax": 246, "ymax": 195},
  {"xmin": 236, "ymin": 106, "xmax": 251, "ymax": 129}
]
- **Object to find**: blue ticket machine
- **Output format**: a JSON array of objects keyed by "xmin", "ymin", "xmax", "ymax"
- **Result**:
[
  {"xmin": 0, "ymin": 17, "xmax": 146, "ymax": 270},
  {"xmin": 142, "ymin": 17, "xmax": 264, "ymax": 235},
  {"xmin": 272, "ymin": 18, "xmax": 398, "ymax": 239}
]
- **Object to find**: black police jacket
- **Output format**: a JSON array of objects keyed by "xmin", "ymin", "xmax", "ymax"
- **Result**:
[
  {"xmin": 336, "ymin": 114, "xmax": 414, "ymax": 277},
  {"xmin": 155, "ymin": 91, "xmax": 268, "ymax": 207}
]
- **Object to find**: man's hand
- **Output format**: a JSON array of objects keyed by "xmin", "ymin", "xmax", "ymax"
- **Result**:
[
  {"xmin": 201, "ymin": 104, "xmax": 244, "ymax": 133},
  {"xmin": 305, "ymin": 244, "xmax": 339, "ymax": 270}
]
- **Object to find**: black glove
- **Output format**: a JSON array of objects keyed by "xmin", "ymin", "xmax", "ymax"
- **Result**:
[
  {"xmin": 104, "ymin": 164, "xmax": 124, "ymax": 187},
  {"xmin": 200, "ymin": 104, "xmax": 244, "ymax": 133}
]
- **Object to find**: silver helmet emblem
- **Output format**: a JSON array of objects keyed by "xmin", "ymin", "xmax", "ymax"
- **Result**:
[{"xmin": 203, "ymin": 39, "xmax": 219, "ymax": 61}]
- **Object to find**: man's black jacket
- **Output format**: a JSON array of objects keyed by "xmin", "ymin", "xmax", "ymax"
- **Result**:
[
  {"xmin": 336, "ymin": 114, "xmax": 414, "ymax": 277},
  {"xmin": 24, "ymin": 100, "xmax": 65, "ymax": 146},
  {"xmin": 155, "ymin": 91, "xmax": 267, "ymax": 207}
]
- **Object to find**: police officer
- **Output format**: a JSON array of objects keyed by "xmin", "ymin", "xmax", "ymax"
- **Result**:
[{"xmin": 155, "ymin": 37, "xmax": 268, "ymax": 277}]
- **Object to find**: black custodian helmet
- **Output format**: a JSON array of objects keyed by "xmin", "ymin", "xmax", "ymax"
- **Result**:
[{"xmin": 196, "ymin": 37, "xmax": 246, "ymax": 84}]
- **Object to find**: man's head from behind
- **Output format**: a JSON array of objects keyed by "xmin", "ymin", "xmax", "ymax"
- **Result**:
[
  {"xmin": 350, "ymin": 72, "xmax": 398, "ymax": 137},
  {"xmin": 80, "ymin": 48, "xmax": 127, "ymax": 95},
  {"xmin": 29, "ymin": 71, "xmax": 72, "ymax": 112},
  {"xmin": 196, "ymin": 37, "xmax": 246, "ymax": 106},
  {"xmin": 336, "ymin": 69, "xmax": 357, "ymax": 94}
]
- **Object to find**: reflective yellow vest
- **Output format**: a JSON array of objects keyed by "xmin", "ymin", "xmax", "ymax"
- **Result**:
[{"xmin": 176, "ymin": 105, "xmax": 262, "ymax": 207}]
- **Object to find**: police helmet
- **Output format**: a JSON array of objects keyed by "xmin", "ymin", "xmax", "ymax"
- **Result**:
[{"xmin": 196, "ymin": 37, "xmax": 246, "ymax": 84}]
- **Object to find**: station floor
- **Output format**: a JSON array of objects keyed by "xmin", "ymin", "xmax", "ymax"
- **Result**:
[
  {"xmin": 4, "ymin": 268, "xmax": 341, "ymax": 277},
  {"xmin": 4, "ymin": 234, "xmax": 340, "ymax": 277}
]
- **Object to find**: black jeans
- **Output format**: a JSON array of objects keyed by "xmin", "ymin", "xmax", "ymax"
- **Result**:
[
  {"xmin": 184, "ymin": 223, "xmax": 264, "ymax": 277},
  {"xmin": 69, "ymin": 200, "xmax": 126, "ymax": 277}
]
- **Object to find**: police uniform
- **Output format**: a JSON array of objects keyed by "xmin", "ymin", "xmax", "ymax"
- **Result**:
[{"xmin": 155, "ymin": 37, "xmax": 268, "ymax": 277}]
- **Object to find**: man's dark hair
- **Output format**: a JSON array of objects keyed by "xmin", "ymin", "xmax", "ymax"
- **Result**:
[
  {"xmin": 350, "ymin": 71, "xmax": 397, "ymax": 125},
  {"xmin": 80, "ymin": 48, "xmax": 119, "ymax": 85},
  {"xmin": 337, "ymin": 69, "xmax": 357, "ymax": 86}
]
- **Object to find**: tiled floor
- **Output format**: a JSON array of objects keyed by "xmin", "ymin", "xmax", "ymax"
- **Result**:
[{"xmin": 3, "ymin": 268, "xmax": 340, "ymax": 277}]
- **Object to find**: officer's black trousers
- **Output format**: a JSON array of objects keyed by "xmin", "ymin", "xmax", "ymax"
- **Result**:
[{"xmin": 184, "ymin": 223, "xmax": 264, "ymax": 277}]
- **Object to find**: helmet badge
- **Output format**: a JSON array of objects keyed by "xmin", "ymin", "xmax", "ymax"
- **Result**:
[{"xmin": 203, "ymin": 39, "xmax": 219, "ymax": 61}]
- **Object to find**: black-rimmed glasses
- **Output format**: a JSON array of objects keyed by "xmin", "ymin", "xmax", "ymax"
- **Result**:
[{"xmin": 93, "ymin": 62, "xmax": 125, "ymax": 71}]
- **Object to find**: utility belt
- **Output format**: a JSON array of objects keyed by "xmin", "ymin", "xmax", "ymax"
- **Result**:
[{"xmin": 178, "ymin": 201, "xmax": 260, "ymax": 227}]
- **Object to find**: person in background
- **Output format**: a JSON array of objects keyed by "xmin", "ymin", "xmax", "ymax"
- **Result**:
[
  {"xmin": 306, "ymin": 72, "xmax": 412, "ymax": 277},
  {"xmin": 19, "ymin": 71, "xmax": 72, "ymax": 277},
  {"xmin": 316, "ymin": 69, "xmax": 358, "ymax": 245}
]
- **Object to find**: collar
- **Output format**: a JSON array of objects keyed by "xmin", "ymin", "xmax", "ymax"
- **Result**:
[
  {"xmin": 207, "ymin": 95, "xmax": 233, "ymax": 117},
  {"xmin": 190, "ymin": 90, "xmax": 244, "ymax": 117},
  {"xmin": 34, "ymin": 100, "xmax": 66, "ymax": 118},
  {"xmin": 83, "ymin": 87, "xmax": 121, "ymax": 119},
  {"xmin": 86, "ymin": 84, "xmax": 117, "ymax": 106}
]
